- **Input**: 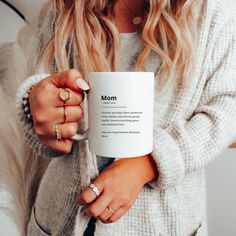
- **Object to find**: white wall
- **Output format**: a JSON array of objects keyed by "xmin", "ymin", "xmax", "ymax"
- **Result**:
[
  {"xmin": 0, "ymin": 1, "xmax": 236, "ymax": 235},
  {"xmin": 7, "ymin": 0, "xmax": 47, "ymax": 25},
  {"xmin": 0, "ymin": 2, "xmax": 24, "ymax": 44},
  {"xmin": 206, "ymin": 149, "xmax": 236, "ymax": 236},
  {"xmin": 0, "ymin": 2, "xmax": 46, "ymax": 235},
  {"xmin": 0, "ymin": 190, "xmax": 19, "ymax": 236}
]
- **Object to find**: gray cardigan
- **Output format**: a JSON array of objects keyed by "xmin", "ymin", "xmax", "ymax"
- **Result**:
[{"xmin": 15, "ymin": 0, "xmax": 236, "ymax": 235}]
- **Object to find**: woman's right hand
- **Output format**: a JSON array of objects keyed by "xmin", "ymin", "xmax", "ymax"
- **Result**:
[{"xmin": 28, "ymin": 69, "xmax": 90, "ymax": 154}]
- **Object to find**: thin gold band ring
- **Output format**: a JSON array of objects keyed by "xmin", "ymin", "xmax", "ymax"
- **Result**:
[
  {"xmin": 63, "ymin": 106, "xmax": 67, "ymax": 123},
  {"xmin": 107, "ymin": 206, "xmax": 116, "ymax": 214}
]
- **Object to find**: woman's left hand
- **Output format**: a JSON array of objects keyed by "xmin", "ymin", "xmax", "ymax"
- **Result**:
[{"xmin": 77, "ymin": 154, "xmax": 158, "ymax": 224}]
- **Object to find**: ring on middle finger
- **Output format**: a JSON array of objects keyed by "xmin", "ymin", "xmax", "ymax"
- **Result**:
[{"xmin": 63, "ymin": 106, "xmax": 68, "ymax": 123}]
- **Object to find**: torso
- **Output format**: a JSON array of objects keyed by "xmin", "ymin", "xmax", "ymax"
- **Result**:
[{"xmin": 29, "ymin": 1, "xmax": 236, "ymax": 235}]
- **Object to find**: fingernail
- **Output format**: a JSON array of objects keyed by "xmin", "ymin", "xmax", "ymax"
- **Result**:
[{"xmin": 76, "ymin": 78, "xmax": 90, "ymax": 90}]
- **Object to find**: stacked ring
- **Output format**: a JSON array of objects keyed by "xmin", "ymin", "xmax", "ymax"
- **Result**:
[
  {"xmin": 55, "ymin": 124, "xmax": 62, "ymax": 140},
  {"xmin": 89, "ymin": 183, "xmax": 100, "ymax": 198}
]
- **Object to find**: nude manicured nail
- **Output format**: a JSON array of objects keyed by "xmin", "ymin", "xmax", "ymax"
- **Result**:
[{"xmin": 76, "ymin": 78, "xmax": 90, "ymax": 90}]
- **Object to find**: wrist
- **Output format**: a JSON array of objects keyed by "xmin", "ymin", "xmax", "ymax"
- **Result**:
[
  {"xmin": 125, "ymin": 154, "xmax": 158, "ymax": 185},
  {"xmin": 139, "ymin": 154, "xmax": 158, "ymax": 184},
  {"xmin": 115, "ymin": 154, "xmax": 158, "ymax": 185}
]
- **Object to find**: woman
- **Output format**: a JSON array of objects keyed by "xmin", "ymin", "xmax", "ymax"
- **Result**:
[{"xmin": 14, "ymin": 0, "xmax": 236, "ymax": 235}]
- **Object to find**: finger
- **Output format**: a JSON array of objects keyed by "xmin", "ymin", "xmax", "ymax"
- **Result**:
[
  {"xmin": 105, "ymin": 205, "xmax": 129, "ymax": 224},
  {"xmin": 54, "ymin": 122, "xmax": 79, "ymax": 139},
  {"xmin": 97, "ymin": 201, "xmax": 120, "ymax": 221},
  {"xmin": 39, "ymin": 137, "xmax": 73, "ymax": 154},
  {"xmin": 77, "ymin": 181, "xmax": 103, "ymax": 205},
  {"xmin": 86, "ymin": 190, "xmax": 113, "ymax": 218},
  {"xmin": 50, "ymin": 69, "xmax": 90, "ymax": 92},
  {"xmin": 55, "ymin": 88, "xmax": 85, "ymax": 107},
  {"xmin": 34, "ymin": 106, "xmax": 83, "ymax": 126},
  {"xmin": 36, "ymin": 122, "xmax": 79, "ymax": 139},
  {"xmin": 54, "ymin": 106, "xmax": 83, "ymax": 124}
]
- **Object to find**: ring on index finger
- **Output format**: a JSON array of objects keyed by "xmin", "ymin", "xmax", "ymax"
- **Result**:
[
  {"xmin": 59, "ymin": 88, "xmax": 71, "ymax": 106},
  {"xmin": 63, "ymin": 106, "xmax": 68, "ymax": 123}
]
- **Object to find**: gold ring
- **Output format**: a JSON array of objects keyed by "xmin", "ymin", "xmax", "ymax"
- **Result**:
[
  {"xmin": 107, "ymin": 206, "xmax": 116, "ymax": 214},
  {"xmin": 89, "ymin": 183, "xmax": 100, "ymax": 198},
  {"xmin": 55, "ymin": 124, "xmax": 62, "ymax": 140},
  {"xmin": 63, "ymin": 106, "xmax": 67, "ymax": 123},
  {"xmin": 59, "ymin": 88, "xmax": 71, "ymax": 105}
]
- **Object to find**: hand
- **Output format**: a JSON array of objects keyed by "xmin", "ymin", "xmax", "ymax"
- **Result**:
[
  {"xmin": 29, "ymin": 69, "xmax": 90, "ymax": 153},
  {"xmin": 77, "ymin": 154, "xmax": 158, "ymax": 224}
]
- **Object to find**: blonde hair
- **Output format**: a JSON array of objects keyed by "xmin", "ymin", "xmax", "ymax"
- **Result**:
[{"xmin": 37, "ymin": 0, "xmax": 203, "ymax": 91}]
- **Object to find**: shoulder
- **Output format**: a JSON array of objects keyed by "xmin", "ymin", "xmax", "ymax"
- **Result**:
[
  {"xmin": 194, "ymin": 1, "xmax": 236, "ymax": 84},
  {"xmin": 197, "ymin": 0, "xmax": 236, "ymax": 54},
  {"xmin": 203, "ymin": 0, "xmax": 236, "ymax": 29}
]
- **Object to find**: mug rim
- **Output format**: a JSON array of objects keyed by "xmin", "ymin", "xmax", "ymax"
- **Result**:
[
  {"xmin": 88, "ymin": 71, "xmax": 154, "ymax": 74},
  {"xmin": 88, "ymin": 72, "xmax": 154, "ymax": 75}
]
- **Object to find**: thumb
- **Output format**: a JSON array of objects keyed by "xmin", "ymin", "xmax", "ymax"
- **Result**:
[{"xmin": 50, "ymin": 69, "xmax": 90, "ymax": 92}]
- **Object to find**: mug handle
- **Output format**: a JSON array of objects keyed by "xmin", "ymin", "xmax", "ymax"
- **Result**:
[{"xmin": 71, "ymin": 129, "xmax": 89, "ymax": 141}]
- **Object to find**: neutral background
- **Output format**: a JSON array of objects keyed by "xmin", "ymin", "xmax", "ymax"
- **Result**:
[{"xmin": 0, "ymin": 1, "xmax": 236, "ymax": 235}]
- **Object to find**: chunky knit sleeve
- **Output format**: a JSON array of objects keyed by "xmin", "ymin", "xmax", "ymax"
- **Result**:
[{"xmin": 148, "ymin": 5, "xmax": 236, "ymax": 189}]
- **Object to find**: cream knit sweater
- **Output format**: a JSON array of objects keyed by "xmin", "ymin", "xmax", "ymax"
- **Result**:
[{"xmin": 15, "ymin": 0, "xmax": 236, "ymax": 235}]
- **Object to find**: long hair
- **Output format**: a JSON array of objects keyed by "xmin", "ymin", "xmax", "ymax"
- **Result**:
[{"xmin": 37, "ymin": 0, "xmax": 203, "ymax": 91}]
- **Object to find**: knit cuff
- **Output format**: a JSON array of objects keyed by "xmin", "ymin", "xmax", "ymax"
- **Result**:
[
  {"xmin": 16, "ymin": 73, "xmax": 50, "ymax": 127},
  {"xmin": 147, "ymin": 127, "xmax": 185, "ymax": 190},
  {"xmin": 16, "ymin": 73, "xmax": 50, "ymax": 113}
]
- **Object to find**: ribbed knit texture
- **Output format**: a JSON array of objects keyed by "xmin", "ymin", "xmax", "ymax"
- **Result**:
[{"xmin": 15, "ymin": 0, "xmax": 236, "ymax": 235}]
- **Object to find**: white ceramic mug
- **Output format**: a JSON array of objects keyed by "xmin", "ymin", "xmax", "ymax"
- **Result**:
[{"xmin": 71, "ymin": 72, "xmax": 154, "ymax": 158}]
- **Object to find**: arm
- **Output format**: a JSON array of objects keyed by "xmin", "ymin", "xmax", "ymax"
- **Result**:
[
  {"xmin": 15, "ymin": 5, "xmax": 80, "ymax": 158},
  {"xmin": 76, "ymin": 4, "xmax": 236, "ymax": 224},
  {"xmin": 15, "ymin": 73, "xmax": 78, "ymax": 158},
  {"xmin": 147, "ymin": 13, "xmax": 236, "ymax": 189}
]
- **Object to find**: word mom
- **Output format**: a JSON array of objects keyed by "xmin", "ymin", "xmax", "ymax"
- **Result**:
[{"xmin": 101, "ymin": 95, "xmax": 117, "ymax": 101}]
